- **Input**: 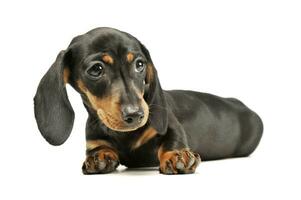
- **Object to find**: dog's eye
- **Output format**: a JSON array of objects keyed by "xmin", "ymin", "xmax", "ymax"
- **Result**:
[
  {"xmin": 135, "ymin": 59, "xmax": 145, "ymax": 73},
  {"xmin": 86, "ymin": 63, "xmax": 104, "ymax": 78}
]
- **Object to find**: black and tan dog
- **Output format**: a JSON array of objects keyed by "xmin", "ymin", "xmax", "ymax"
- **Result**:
[{"xmin": 34, "ymin": 27, "xmax": 263, "ymax": 175}]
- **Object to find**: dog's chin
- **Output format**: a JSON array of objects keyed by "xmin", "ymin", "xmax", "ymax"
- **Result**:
[
  {"xmin": 109, "ymin": 124, "xmax": 144, "ymax": 132},
  {"xmin": 102, "ymin": 119, "xmax": 147, "ymax": 132}
]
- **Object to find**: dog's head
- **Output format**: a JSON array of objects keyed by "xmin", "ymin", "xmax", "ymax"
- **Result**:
[{"xmin": 34, "ymin": 27, "xmax": 168, "ymax": 145}]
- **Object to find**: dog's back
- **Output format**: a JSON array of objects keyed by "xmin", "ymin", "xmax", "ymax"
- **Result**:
[{"xmin": 164, "ymin": 90, "xmax": 263, "ymax": 160}]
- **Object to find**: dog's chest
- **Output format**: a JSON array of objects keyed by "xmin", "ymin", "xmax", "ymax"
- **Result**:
[{"xmin": 113, "ymin": 133, "xmax": 160, "ymax": 168}]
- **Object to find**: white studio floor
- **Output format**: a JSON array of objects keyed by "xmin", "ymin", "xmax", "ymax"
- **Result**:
[{"xmin": 1, "ymin": 135, "xmax": 299, "ymax": 200}]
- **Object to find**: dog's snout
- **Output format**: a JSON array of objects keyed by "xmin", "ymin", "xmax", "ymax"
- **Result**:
[{"xmin": 122, "ymin": 105, "xmax": 144, "ymax": 125}]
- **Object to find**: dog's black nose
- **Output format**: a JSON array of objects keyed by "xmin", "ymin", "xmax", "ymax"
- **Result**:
[{"xmin": 122, "ymin": 105, "xmax": 144, "ymax": 125}]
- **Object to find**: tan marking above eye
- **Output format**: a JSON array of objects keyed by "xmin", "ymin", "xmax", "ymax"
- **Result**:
[
  {"xmin": 102, "ymin": 54, "xmax": 114, "ymax": 64},
  {"xmin": 126, "ymin": 52, "xmax": 134, "ymax": 63}
]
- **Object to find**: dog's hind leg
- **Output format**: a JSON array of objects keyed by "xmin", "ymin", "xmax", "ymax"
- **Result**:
[{"xmin": 233, "ymin": 111, "xmax": 263, "ymax": 157}]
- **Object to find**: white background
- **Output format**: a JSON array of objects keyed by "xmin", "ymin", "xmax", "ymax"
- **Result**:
[{"xmin": 0, "ymin": 0, "xmax": 300, "ymax": 199}]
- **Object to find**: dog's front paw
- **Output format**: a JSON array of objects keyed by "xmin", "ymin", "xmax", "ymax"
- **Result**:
[
  {"xmin": 159, "ymin": 149, "xmax": 201, "ymax": 175},
  {"xmin": 82, "ymin": 148, "xmax": 119, "ymax": 174}
]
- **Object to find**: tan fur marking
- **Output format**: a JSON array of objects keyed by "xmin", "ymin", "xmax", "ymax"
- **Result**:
[
  {"xmin": 131, "ymin": 127, "xmax": 157, "ymax": 150},
  {"xmin": 77, "ymin": 79, "xmax": 117, "ymax": 110},
  {"xmin": 158, "ymin": 147, "xmax": 201, "ymax": 174},
  {"xmin": 102, "ymin": 54, "xmax": 114, "ymax": 64},
  {"xmin": 83, "ymin": 147, "xmax": 119, "ymax": 173},
  {"xmin": 63, "ymin": 68, "xmax": 70, "ymax": 85},
  {"xmin": 77, "ymin": 79, "xmax": 87, "ymax": 93},
  {"xmin": 86, "ymin": 140, "xmax": 112, "ymax": 151},
  {"xmin": 77, "ymin": 80, "xmax": 144, "ymax": 132},
  {"xmin": 159, "ymin": 149, "xmax": 179, "ymax": 174},
  {"xmin": 86, "ymin": 91, "xmax": 123, "ymax": 130},
  {"xmin": 96, "ymin": 149, "xmax": 118, "ymax": 161},
  {"xmin": 76, "ymin": 79, "xmax": 149, "ymax": 132},
  {"xmin": 146, "ymin": 64, "xmax": 154, "ymax": 83},
  {"xmin": 126, "ymin": 52, "xmax": 134, "ymax": 63}
]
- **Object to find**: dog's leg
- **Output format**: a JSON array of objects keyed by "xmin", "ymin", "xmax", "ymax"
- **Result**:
[
  {"xmin": 82, "ymin": 140, "xmax": 119, "ymax": 174},
  {"xmin": 158, "ymin": 116, "xmax": 201, "ymax": 175}
]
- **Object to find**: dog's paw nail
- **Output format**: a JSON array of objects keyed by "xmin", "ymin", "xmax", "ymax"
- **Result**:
[
  {"xmin": 194, "ymin": 153, "xmax": 201, "ymax": 164},
  {"xmin": 164, "ymin": 161, "xmax": 175, "ymax": 174},
  {"xmin": 111, "ymin": 160, "xmax": 118, "ymax": 168},
  {"xmin": 187, "ymin": 157, "xmax": 195, "ymax": 168},
  {"xmin": 164, "ymin": 168, "xmax": 173, "ymax": 174},
  {"xmin": 160, "ymin": 149, "xmax": 201, "ymax": 174},
  {"xmin": 97, "ymin": 160, "xmax": 106, "ymax": 170},
  {"xmin": 176, "ymin": 161, "xmax": 185, "ymax": 170}
]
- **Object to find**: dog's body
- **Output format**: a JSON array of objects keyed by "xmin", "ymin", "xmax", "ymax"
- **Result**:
[
  {"xmin": 87, "ymin": 90, "xmax": 263, "ymax": 168},
  {"xmin": 34, "ymin": 27, "xmax": 263, "ymax": 174}
]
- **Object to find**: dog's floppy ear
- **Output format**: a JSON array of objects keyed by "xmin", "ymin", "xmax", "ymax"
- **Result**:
[
  {"xmin": 140, "ymin": 44, "xmax": 168, "ymax": 135},
  {"xmin": 34, "ymin": 49, "xmax": 74, "ymax": 146}
]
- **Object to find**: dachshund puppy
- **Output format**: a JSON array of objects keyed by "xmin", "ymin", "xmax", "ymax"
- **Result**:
[{"xmin": 34, "ymin": 27, "xmax": 263, "ymax": 175}]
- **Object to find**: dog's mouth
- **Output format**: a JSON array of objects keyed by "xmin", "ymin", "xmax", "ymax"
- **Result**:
[
  {"xmin": 97, "ymin": 106, "xmax": 149, "ymax": 132},
  {"xmin": 76, "ymin": 80, "xmax": 149, "ymax": 132},
  {"xmin": 93, "ymin": 88, "xmax": 150, "ymax": 132}
]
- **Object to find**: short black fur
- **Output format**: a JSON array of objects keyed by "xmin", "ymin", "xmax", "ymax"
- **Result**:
[{"xmin": 34, "ymin": 27, "xmax": 263, "ymax": 174}]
